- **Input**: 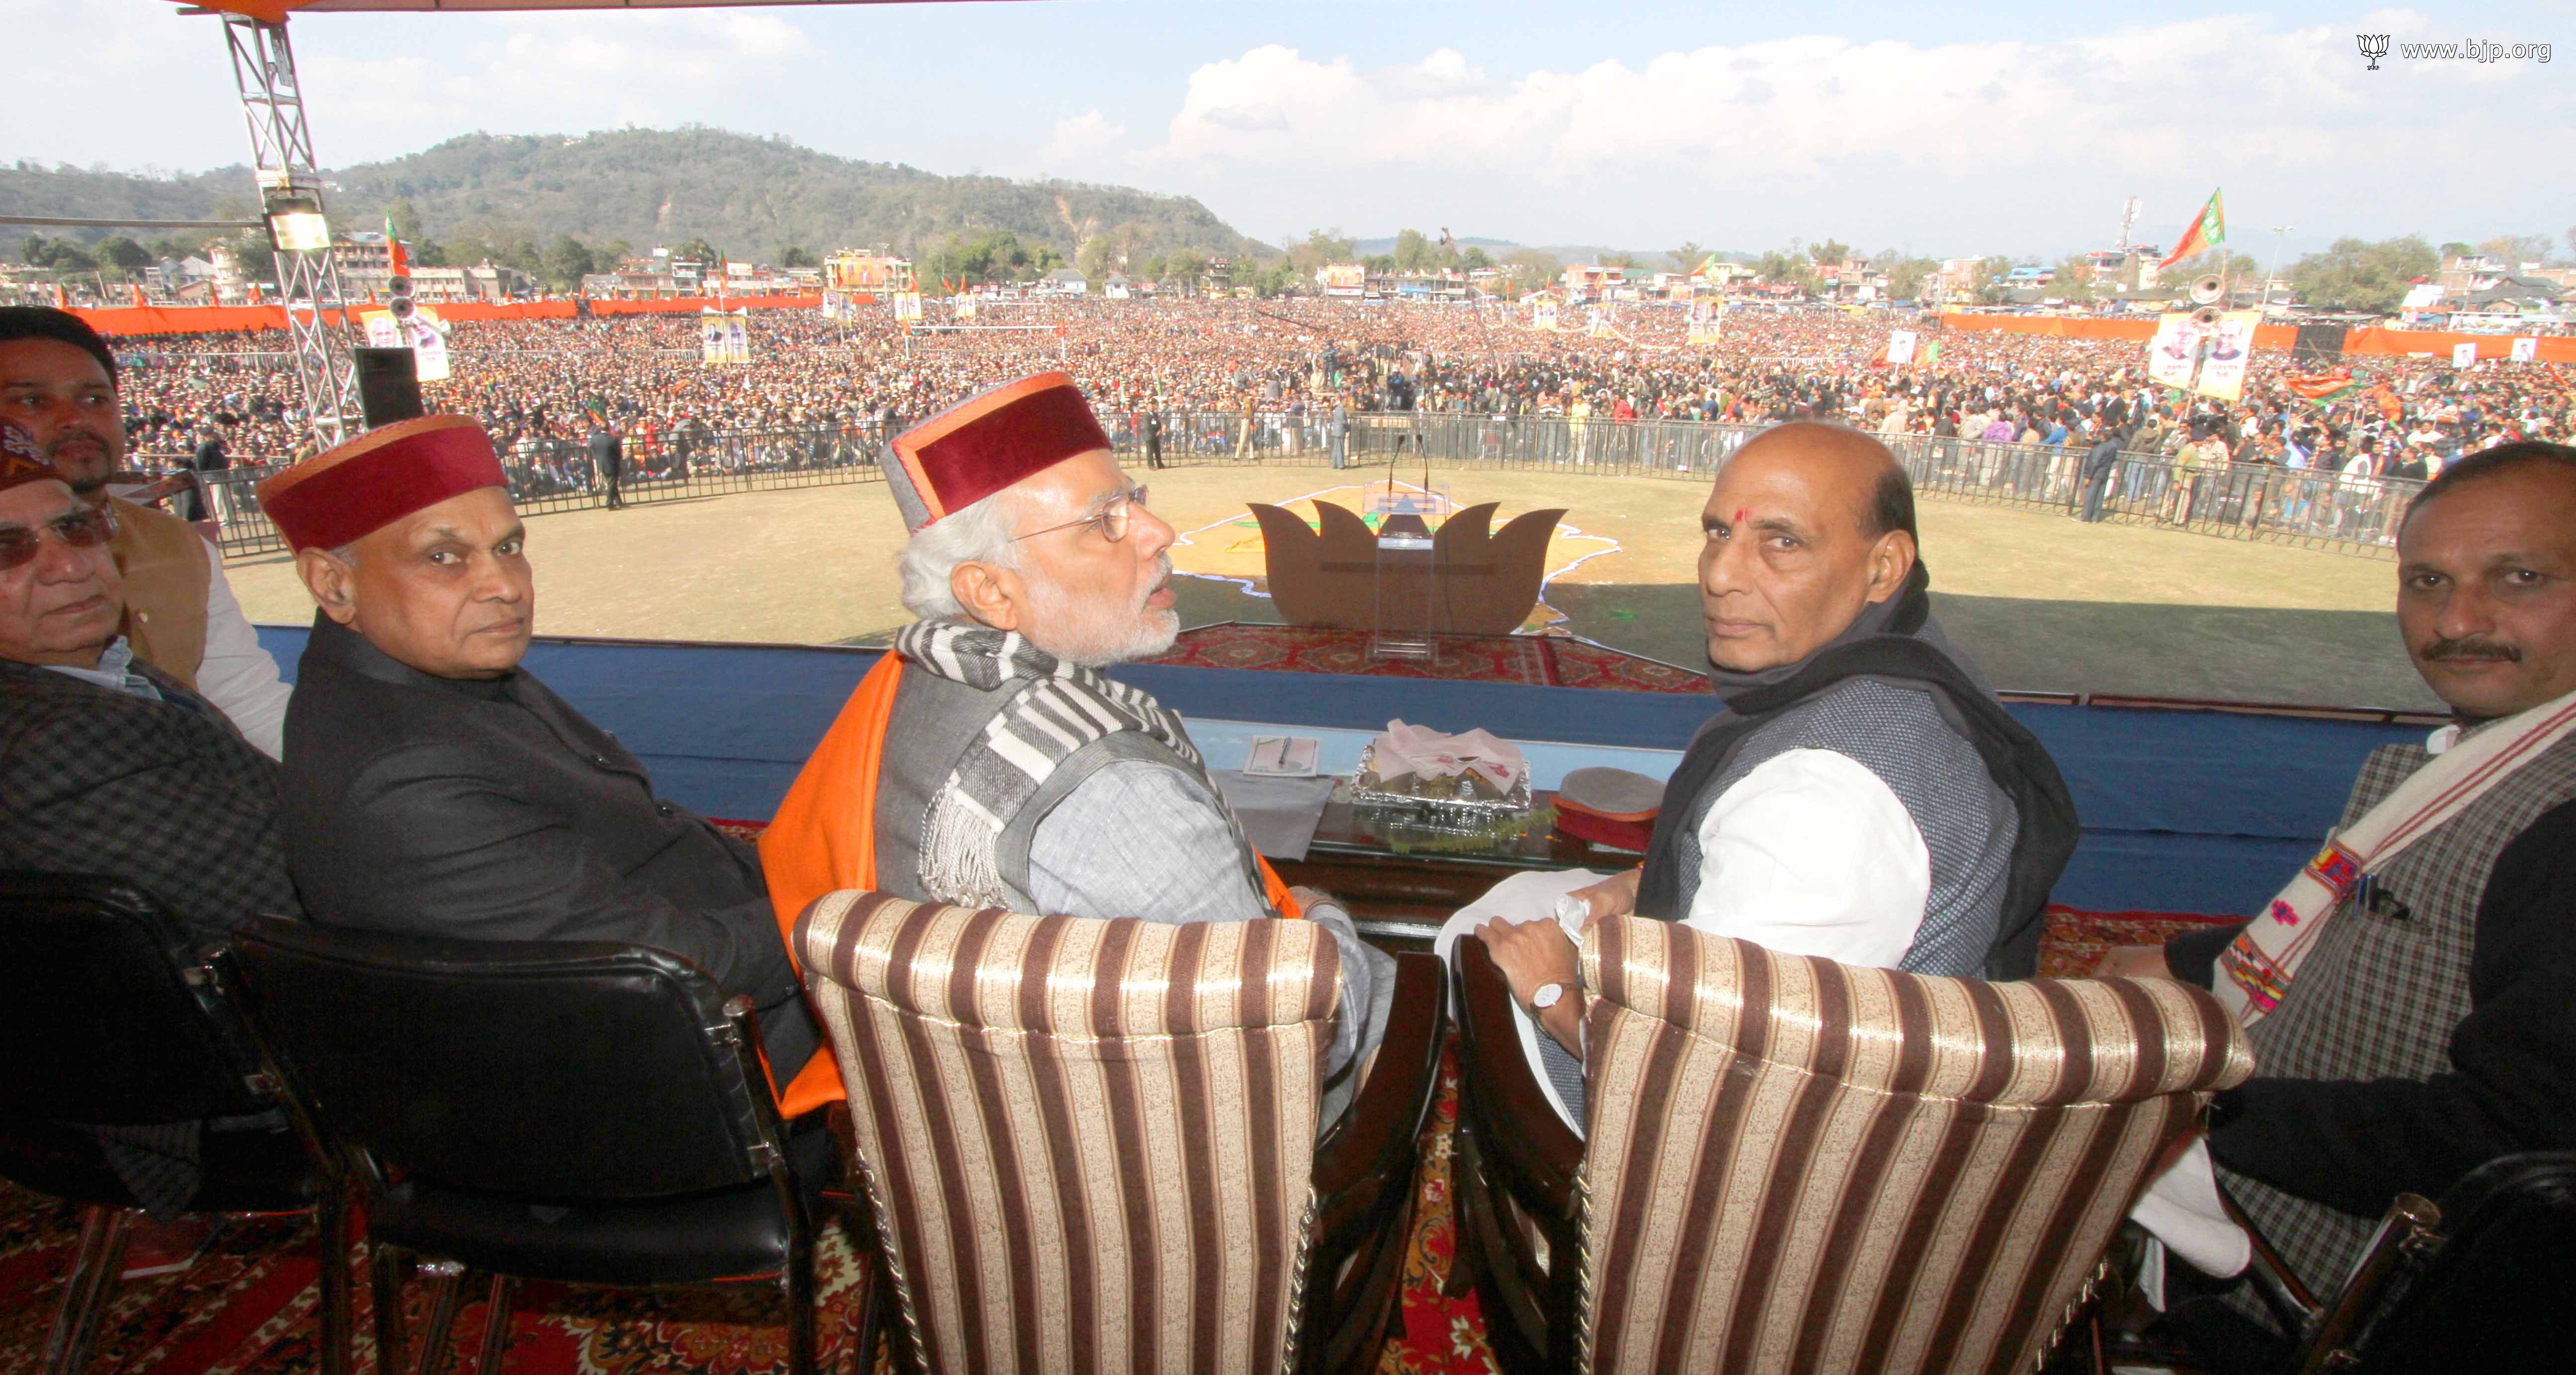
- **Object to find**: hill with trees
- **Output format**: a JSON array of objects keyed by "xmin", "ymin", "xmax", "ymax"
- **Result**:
[{"xmin": 3, "ymin": 127, "xmax": 1261, "ymax": 284}]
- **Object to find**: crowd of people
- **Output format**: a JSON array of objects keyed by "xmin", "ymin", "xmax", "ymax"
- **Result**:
[{"xmin": 95, "ymin": 301, "xmax": 2576, "ymax": 543}]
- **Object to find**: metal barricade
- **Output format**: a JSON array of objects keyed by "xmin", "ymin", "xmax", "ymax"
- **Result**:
[
  {"xmin": 149, "ymin": 413, "xmax": 2412, "ymax": 564},
  {"xmin": 151, "ymin": 423, "xmax": 893, "ymax": 559}
]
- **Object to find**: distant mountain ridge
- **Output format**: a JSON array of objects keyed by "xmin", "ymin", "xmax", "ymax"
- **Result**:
[{"xmin": 4, "ymin": 128, "xmax": 1258, "ymax": 262}]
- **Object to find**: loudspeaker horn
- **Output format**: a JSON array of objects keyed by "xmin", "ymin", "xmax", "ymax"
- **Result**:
[
  {"xmin": 2191, "ymin": 305, "xmax": 2224, "ymax": 327},
  {"xmin": 2189, "ymin": 274, "xmax": 2225, "ymax": 306}
]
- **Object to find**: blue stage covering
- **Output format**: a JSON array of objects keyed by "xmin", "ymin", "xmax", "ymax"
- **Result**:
[{"xmin": 256, "ymin": 625, "xmax": 2424, "ymax": 918}]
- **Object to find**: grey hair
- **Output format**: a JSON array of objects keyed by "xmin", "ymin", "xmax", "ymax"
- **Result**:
[{"xmin": 896, "ymin": 487, "xmax": 1022, "ymax": 619}]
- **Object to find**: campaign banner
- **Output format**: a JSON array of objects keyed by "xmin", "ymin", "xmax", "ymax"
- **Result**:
[
  {"xmin": 892, "ymin": 292, "xmax": 923, "ymax": 322},
  {"xmin": 355, "ymin": 306, "xmax": 449, "ymax": 382},
  {"xmin": 2511, "ymin": 336, "xmax": 2539, "ymax": 363},
  {"xmin": 2146, "ymin": 313, "xmax": 2201, "ymax": 390},
  {"xmin": 701, "ymin": 309, "xmax": 750, "ymax": 365},
  {"xmin": 1886, "ymin": 329, "xmax": 1919, "ymax": 365},
  {"xmin": 407, "ymin": 309, "xmax": 451, "ymax": 382},
  {"xmin": 1686, "ymin": 299, "xmax": 1723, "ymax": 346},
  {"xmin": 955, "ymin": 294, "xmax": 979, "ymax": 320},
  {"xmin": 1530, "ymin": 301, "xmax": 1559, "ymax": 332},
  {"xmin": 2452, "ymin": 341, "xmax": 2478, "ymax": 368},
  {"xmin": 2193, "ymin": 311, "xmax": 2260, "ymax": 403}
]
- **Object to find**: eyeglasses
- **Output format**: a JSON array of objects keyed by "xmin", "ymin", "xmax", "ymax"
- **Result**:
[
  {"xmin": 1014, "ymin": 485, "xmax": 1150, "ymax": 545},
  {"xmin": 0, "ymin": 505, "xmax": 116, "ymax": 573}
]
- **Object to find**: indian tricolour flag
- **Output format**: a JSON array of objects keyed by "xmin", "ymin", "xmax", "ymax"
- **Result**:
[{"xmin": 2157, "ymin": 191, "xmax": 2227, "ymax": 270}]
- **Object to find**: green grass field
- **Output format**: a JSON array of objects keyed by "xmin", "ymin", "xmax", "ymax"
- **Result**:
[{"xmin": 223, "ymin": 463, "xmax": 2436, "ymax": 710}]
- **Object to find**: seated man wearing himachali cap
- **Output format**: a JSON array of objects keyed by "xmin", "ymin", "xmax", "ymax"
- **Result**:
[
  {"xmin": 256, "ymin": 416, "xmax": 820, "ymax": 1085},
  {"xmin": 761, "ymin": 373, "xmax": 1393, "ymax": 1117}
]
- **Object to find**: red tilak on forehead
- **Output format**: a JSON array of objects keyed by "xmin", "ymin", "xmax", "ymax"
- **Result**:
[{"xmin": 1734, "ymin": 507, "xmax": 1748, "ymax": 524}]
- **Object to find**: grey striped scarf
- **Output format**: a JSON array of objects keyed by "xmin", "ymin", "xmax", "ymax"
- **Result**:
[{"xmin": 895, "ymin": 618, "xmax": 1244, "ymax": 910}]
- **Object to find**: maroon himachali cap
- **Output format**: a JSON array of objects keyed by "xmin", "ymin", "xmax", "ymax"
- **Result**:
[
  {"xmin": 884, "ymin": 371, "xmax": 1113, "ymax": 533},
  {"xmin": 254, "ymin": 414, "xmax": 510, "ymax": 552},
  {"xmin": 0, "ymin": 420, "xmax": 65, "ymax": 495}
]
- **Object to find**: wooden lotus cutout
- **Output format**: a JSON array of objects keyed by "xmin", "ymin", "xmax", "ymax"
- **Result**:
[{"xmin": 1246, "ymin": 499, "xmax": 1565, "ymax": 634}]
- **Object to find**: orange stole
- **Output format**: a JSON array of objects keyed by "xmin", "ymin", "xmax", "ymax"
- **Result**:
[{"xmin": 760, "ymin": 653, "xmax": 1301, "ymax": 1118}]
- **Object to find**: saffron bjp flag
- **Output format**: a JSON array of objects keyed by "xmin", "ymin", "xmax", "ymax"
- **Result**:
[
  {"xmin": 2157, "ymin": 190, "xmax": 2227, "ymax": 271},
  {"xmin": 384, "ymin": 216, "xmax": 408, "ymax": 276},
  {"xmin": 2285, "ymin": 367, "xmax": 2364, "ymax": 405}
]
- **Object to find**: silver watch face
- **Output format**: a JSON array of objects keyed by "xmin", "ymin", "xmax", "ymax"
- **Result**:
[{"xmin": 1531, "ymin": 982, "xmax": 1564, "ymax": 1010}]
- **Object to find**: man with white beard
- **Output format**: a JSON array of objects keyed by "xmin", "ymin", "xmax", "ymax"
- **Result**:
[{"xmin": 761, "ymin": 373, "xmax": 1392, "ymax": 1103}]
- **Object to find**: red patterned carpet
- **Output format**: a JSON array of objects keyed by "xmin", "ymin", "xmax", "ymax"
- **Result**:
[
  {"xmin": 1146, "ymin": 623, "xmax": 1713, "ymax": 694},
  {"xmin": 0, "ymin": 1052, "xmax": 1494, "ymax": 1375}
]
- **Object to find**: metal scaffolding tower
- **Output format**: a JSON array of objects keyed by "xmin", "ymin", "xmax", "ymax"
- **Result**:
[{"xmin": 221, "ymin": 14, "xmax": 362, "ymax": 449}]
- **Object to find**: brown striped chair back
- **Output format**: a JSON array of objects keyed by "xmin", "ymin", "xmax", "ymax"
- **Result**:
[
  {"xmin": 1576, "ymin": 918, "xmax": 2254, "ymax": 1374},
  {"xmin": 796, "ymin": 891, "xmax": 1341, "ymax": 1374}
]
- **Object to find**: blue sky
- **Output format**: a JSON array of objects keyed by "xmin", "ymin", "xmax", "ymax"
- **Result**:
[{"xmin": 15, "ymin": 1, "xmax": 2572, "ymax": 260}]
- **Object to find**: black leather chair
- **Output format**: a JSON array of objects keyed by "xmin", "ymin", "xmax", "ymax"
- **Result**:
[
  {"xmin": 0, "ymin": 871, "xmax": 346, "ymax": 1375},
  {"xmin": 2293, "ymin": 1151, "xmax": 2576, "ymax": 1372},
  {"xmin": 223, "ymin": 918, "xmax": 824, "ymax": 1375}
]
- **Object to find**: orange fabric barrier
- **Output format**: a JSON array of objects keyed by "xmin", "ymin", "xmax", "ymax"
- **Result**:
[
  {"xmin": 1938, "ymin": 314, "xmax": 2159, "ymax": 342},
  {"xmin": 2342, "ymin": 328, "xmax": 2576, "ymax": 363},
  {"xmin": 1937, "ymin": 313, "xmax": 2571, "ymax": 361},
  {"xmin": 74, "ymin": 294, "xmax": 823, "ymax": 338}
]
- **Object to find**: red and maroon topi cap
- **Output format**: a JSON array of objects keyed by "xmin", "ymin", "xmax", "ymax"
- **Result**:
[
  {"xmin": 886, "ymin": 372, "xmax": 1112, "ymax": 532},
  {"xmin": 0, "ymin": 420, "xmax": 65, "ymax": 497},
  {"xmin": 255, "ymin": 415, "xmax": 509, "ymax": 552}
]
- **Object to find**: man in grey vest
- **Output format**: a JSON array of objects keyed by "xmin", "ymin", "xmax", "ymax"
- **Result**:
[
  {"xmin": 1480, "ymin": 423, "xmax": 2076, "ymax": 1082},
  {"xmin": 2100, "ymin": 440, "xmax": 2576, "ymax": 1309},
  {"xmin": 858, "ymin": 373, "xmax": 1392, "ymax": 1096}
]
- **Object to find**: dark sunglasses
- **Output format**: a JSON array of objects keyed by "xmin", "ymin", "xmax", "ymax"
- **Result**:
[{"xmin": 0, "ymin": 505, "xmax": 116, "ymax": 573}]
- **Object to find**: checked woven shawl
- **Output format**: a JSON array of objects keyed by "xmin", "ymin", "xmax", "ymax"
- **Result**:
[{"xmin": 894, "ymin": 618, "xmax": 1263, "ymax": 911}]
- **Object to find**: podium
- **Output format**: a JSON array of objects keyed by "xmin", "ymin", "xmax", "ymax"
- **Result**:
[{"xmin": 1369, "ymin": 511, "xmax": 1441, "ymax": 664}]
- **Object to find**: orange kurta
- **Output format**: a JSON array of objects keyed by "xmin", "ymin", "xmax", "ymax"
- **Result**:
[{"xmin": 761, "ymin": 652, "xmax": 1300, "ymax": 1118}]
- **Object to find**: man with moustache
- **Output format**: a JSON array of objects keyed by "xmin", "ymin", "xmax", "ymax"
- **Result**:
[
  {"xmin": 259, "ymin": 415, "xmax": 818, "ymax": 1084},
  {"xmin": 761, "ymin": 373, "xmax": 1392, "ymax": 1116},
  {"xmin": 0, "ymin": 308, "xmax": 292, "ymax": 757},
  {"xmin": 2098, "ymin": 439, "xmax": 2576, "ymax": 1306},
  {"xmin": 1477, "ymin": 423, "xmax": 2078, "ymax": 1114}
]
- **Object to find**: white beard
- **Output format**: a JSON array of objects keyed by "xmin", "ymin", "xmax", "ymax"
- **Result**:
[{"xmin": 1018, "ymin": 554, "xmax": 1180, "ymax": 668}]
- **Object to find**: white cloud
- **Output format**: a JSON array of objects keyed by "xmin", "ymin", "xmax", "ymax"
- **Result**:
[
  {"xmin": 286, "ymin": 12, "xmax": 819, "ymax": 155},
  {"xmin": 1107, "ymin": 8, "xmax": 2566, "ymax": 254},
  {"xmin": 1031, "ymin": 109, "xmax": 1128, "ymax": 171}
]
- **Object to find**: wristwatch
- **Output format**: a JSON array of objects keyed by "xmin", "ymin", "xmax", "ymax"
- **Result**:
[{"xmin": 1529, "ymin": 982, "xmax": 1565, "ymax": 1012}]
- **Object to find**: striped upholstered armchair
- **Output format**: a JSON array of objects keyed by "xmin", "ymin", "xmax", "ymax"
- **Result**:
[
  {"xmin": 793, "ymin": 891, "xmax": 1446, "ymax": 1375},
  {"xmin": 1453, "ymin": 917, "xmax": 2254, "ymax": 1374}
]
